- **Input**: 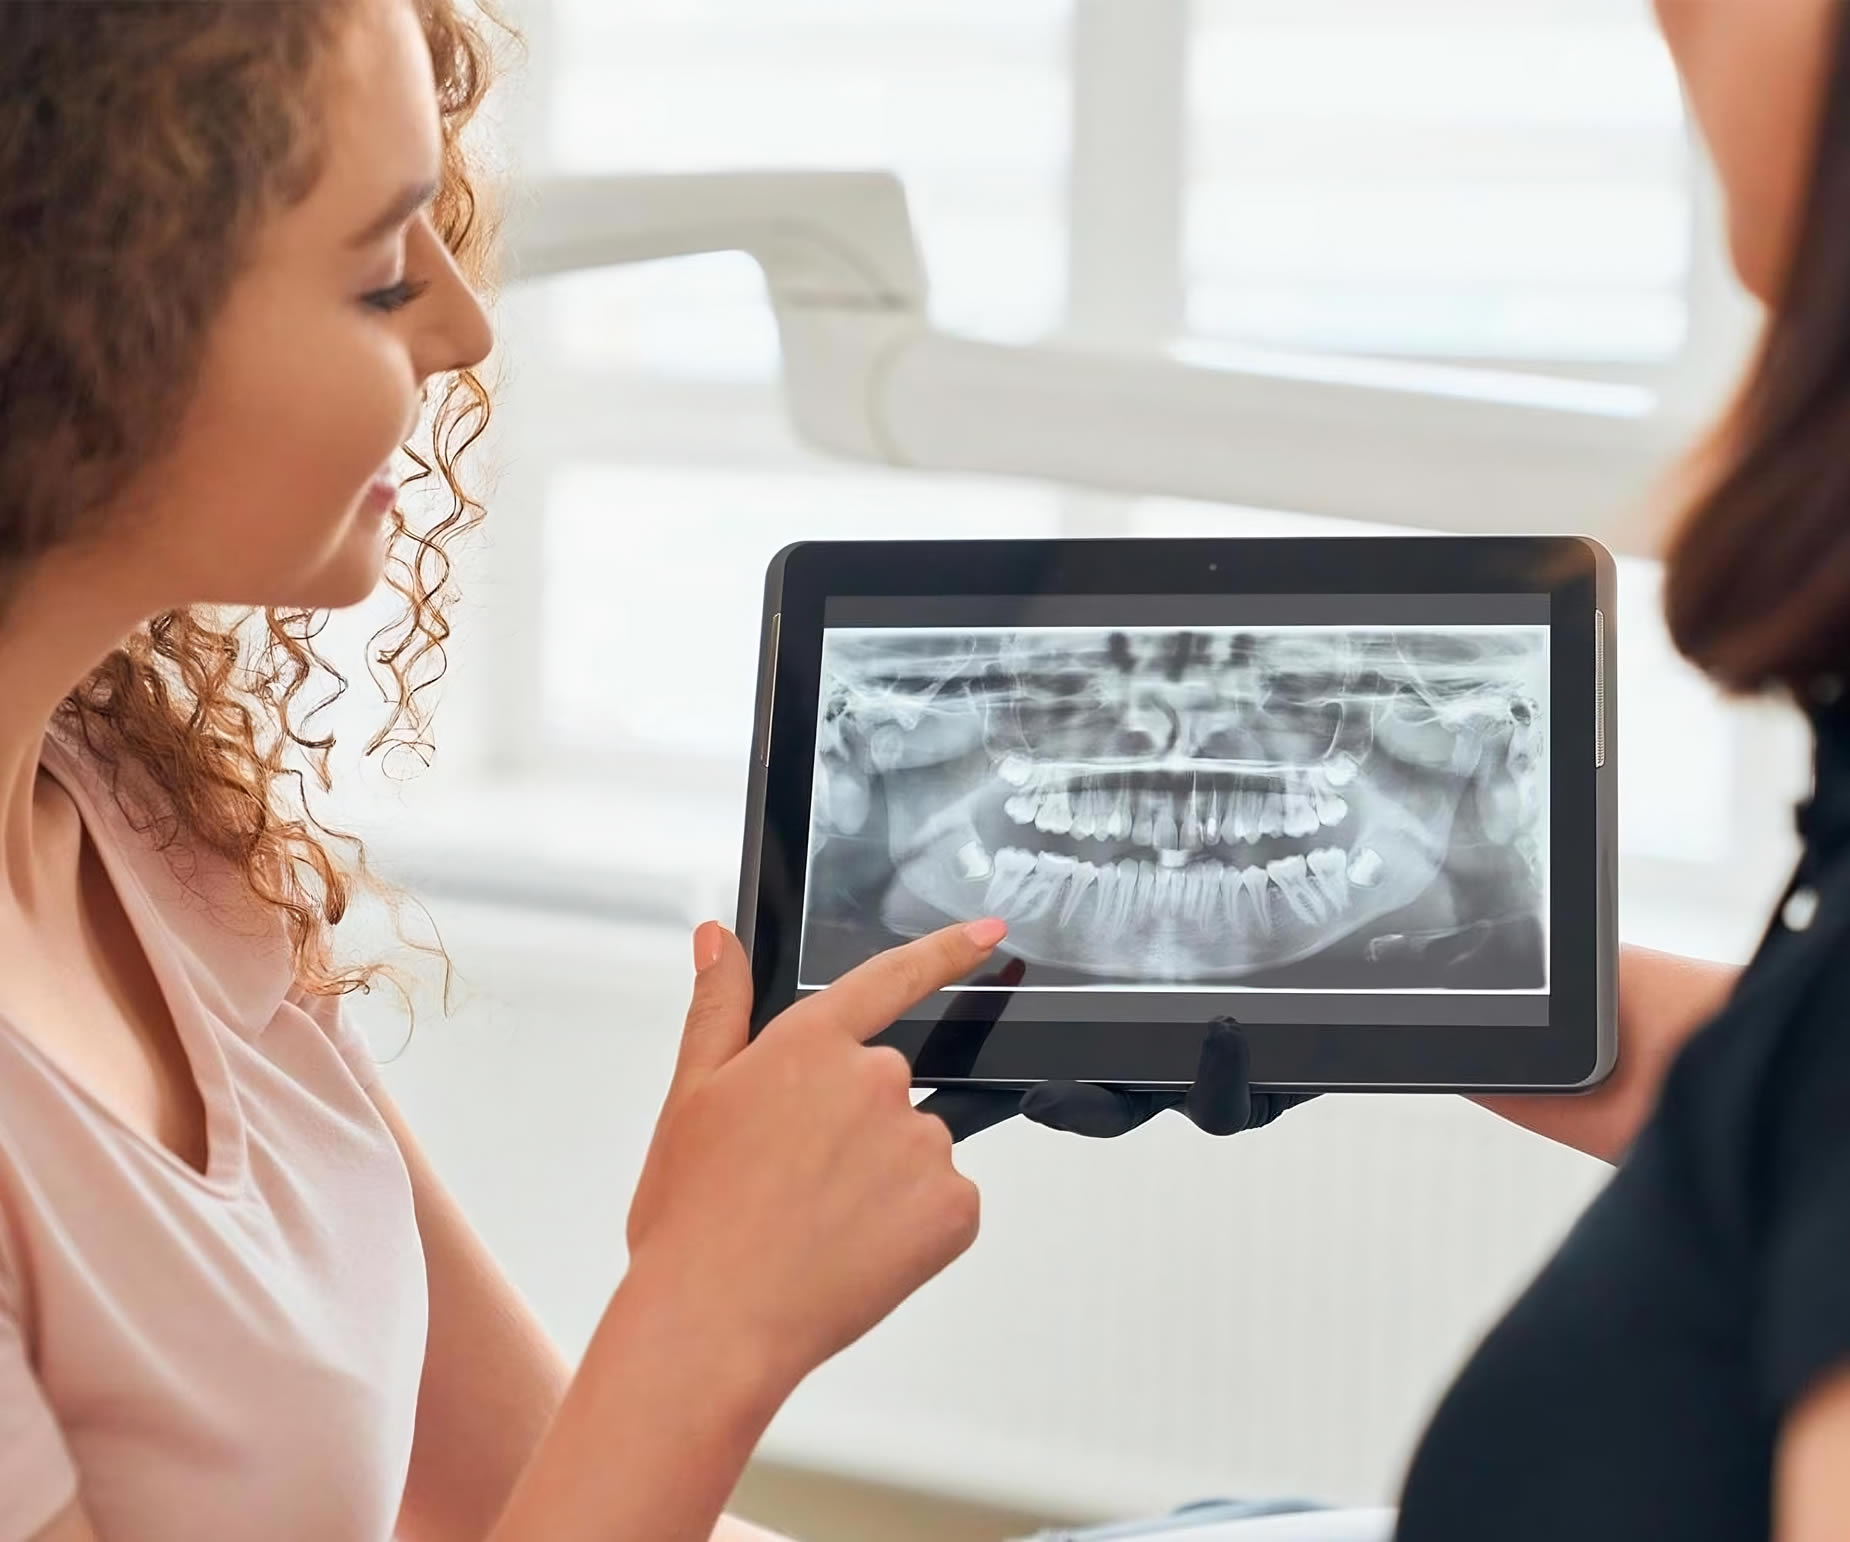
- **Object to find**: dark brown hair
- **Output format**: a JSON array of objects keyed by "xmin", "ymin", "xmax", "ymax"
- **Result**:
[
  {"xmin": 1664, "ymin": 2, "xmax": 1850, "ymax": 694},
  {"xmin": 0, "ymin": 0, "xmax": 517, "ymax": 1006}
]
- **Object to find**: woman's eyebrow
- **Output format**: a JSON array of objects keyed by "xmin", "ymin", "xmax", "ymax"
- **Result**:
[{"xmin": 347, "ymin": 178, "xmax": 438, "ymax": 247}]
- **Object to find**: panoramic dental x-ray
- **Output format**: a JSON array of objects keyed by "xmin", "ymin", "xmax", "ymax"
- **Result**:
[{"xmin": 800, "ymin": 625, "xmax": 1548, "ymax": 995}]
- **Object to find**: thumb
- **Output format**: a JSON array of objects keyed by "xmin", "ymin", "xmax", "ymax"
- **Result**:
[
  {"xmin": 671, "ymin": 921, "xmax": 754, "ymax": 1096},
  {"xmin": 1182, "ymin": 1018, "xmax": 1255, "ymax": 1136}
]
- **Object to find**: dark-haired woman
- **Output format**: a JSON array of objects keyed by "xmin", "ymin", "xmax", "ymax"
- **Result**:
[
  {"xmin": 1003, "ymin": 1, "xmax": 1850, "ymax": 1537},
  {"xmin": 1409, "ymin": 0, "xmax": 1850, "ymax": 1522}
]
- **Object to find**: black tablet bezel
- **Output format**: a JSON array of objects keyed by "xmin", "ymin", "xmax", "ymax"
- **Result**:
[{"xmin": 736, "ymin": 536, "xmax": 1616, "ymax": 1093}]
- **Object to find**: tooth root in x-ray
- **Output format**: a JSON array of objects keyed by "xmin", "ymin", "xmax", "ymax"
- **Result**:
[
  {"xmin": 818, "ymin": 757, "xmax": 870, "ymax": 834},
  {"xmin": 807, "ymin": 625, "xmax": 1548, "ymax": 987}
]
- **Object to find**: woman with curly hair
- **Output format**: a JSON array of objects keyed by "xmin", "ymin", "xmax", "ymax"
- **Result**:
[{"xmin": 0, "ymin": 2, "xmax": 1009, "ymax": 1538}]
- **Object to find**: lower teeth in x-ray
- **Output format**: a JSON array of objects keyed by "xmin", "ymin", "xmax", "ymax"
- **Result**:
[{"xmin": 799, "ymin": 624, "xmax": 1548, "ymax": 991}]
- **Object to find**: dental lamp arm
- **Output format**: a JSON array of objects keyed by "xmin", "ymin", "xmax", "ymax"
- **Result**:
[{"xmin": 502, "ymin": 172, "xmax": 1677, "ymax": 553}]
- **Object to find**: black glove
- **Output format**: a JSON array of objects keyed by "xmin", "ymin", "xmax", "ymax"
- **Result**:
[{"xmin": 918, "ymin": 1013, "xmax": 1318, "ymax": 1143}]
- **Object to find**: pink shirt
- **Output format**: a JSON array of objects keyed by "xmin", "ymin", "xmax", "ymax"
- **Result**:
[{"xmin": 0, "ymin": 725, "xmax": 428, "ymax": 1540}]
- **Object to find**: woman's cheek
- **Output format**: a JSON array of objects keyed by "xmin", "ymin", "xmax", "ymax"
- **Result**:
[{"xmin": 1669, "ymin": 0, "xmax": 1835, "ymax": 301}]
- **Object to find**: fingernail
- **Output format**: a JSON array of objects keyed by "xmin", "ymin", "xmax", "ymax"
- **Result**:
[
  {"xmin": 693, "ymin": 921, "xmax": 726, "ymax": 973},
  {"xmin": 962, "ymin": 917, "xmax": 1008, "ymax": 949}
]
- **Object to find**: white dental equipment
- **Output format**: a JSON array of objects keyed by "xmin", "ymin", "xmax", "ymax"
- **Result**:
[{"xmin": 500, "ymin": 170, "xmax": 1694, "ymax": 555}]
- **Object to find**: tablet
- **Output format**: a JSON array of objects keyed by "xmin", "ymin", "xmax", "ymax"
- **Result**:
[{"xmin": 737, "ymin": 537, "xmax": 1616, "ymax": 1093}]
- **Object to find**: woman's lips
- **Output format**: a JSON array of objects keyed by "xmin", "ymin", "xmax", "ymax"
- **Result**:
[{"xmin": 360, "ymin": 472, "xmax": 397, "ymax": 513}]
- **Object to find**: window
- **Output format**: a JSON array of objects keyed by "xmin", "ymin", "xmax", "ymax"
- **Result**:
[
  {"xmin": 540, "ymin": 0, "xmax": 1070, "ymax": 378},
  {"xmin": 1187, "ymin": 0, "xmax": 1690, "ymax": 367},
  {"xmin": 429, "ymin": 0, "xmax": 1792, "ymax": 939}
]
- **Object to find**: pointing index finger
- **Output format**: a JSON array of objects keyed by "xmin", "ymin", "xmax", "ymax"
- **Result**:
[{"xmin": 781, "ymin": 918, "xmax": 1009, "ymax": 1044}]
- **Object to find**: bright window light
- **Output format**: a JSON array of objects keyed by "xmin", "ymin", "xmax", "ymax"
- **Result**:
[
  {"xmin": 543, "ymin": 0, "xmax": 1071, "ymax": 377},
  {"xmin": 1187, "ymin": 2, "xmax": 1690, "ymax": 363}
]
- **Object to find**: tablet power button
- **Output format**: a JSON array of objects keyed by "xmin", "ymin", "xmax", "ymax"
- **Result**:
[
  {"xmin": 1594, "ymin": 608, "xmax": 1605, "ymax": 769},
  {"xmin": 760, "ymin": 612, "xmax": 781, "ymax": 767}
]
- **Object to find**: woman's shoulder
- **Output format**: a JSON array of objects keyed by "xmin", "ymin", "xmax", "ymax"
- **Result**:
[
  {"xmin": 37, "ymin": 721, "xmax": 297, "ymax": 1030},
  {"xmin": 42, "ymin": 718, "xmax": 271, "ymax": 901}
]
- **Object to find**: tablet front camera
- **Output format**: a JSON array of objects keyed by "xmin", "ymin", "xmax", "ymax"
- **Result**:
[{"xmin": 809, "ymin": 627, "xmax": 1548, "ymax": 991}]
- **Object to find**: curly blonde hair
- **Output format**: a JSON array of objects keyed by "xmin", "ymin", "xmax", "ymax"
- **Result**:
[{"xmin": 0, "ymin": 0, "xmax": 518, "ymax": 1009}]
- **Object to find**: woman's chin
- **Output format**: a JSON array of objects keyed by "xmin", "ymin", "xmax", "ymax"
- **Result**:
[{"xmin": 284, "ymin": 513, "xmax": 395, "ymax": 610}]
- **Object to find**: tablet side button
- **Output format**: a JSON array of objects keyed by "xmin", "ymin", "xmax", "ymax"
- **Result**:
[
  {"xmin": 1594, "ymin": 608, "xmax": 1605, "ymax": 768},
  {"xmin": 760, "ymin": 611, "xmax": 781, "ymax": 767}
]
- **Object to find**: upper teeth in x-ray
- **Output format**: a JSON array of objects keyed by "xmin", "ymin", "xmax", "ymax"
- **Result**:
[{"xmin": 807, "ymin": 625, "xmax": 1548, "ymax": 983}]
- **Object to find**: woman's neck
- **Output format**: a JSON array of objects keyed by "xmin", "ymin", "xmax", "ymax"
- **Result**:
[{"xmin": 0, "ymin": 552, "xmax": 151, "ymax": 917}]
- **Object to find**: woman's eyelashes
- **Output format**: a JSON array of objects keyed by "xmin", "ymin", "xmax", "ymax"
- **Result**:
[{"xmin": 361, "ymin": 276, "xmax": 431, "ymax": 313}]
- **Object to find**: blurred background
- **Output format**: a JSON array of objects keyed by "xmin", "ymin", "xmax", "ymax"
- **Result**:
[{"xmin": 311, "ymin": 1, "xmax": 1803, "ymax": 1536}]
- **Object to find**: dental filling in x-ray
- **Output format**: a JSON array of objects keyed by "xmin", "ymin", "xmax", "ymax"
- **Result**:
[{"xmin": 799, "ymin": 624, "xmax": 1549, "ymax": 994}]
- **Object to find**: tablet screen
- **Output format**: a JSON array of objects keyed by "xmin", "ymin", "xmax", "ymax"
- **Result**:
[{"xmin": 798, "ymin": 601, "xmax": 1549, "ymax": 1014}]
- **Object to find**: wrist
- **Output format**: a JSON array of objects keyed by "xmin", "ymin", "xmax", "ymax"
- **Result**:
[
  {"xmin": 608, "ymin": 1241, "xmax": 802, "ymax": 1427},
  {"xmin": 1474, "ymin": 945, "xmax": 1742, "ymax": 1162},
  {"xmin": 485, "ymin": 1245, "xmax": 799, "ymax": 1542}
]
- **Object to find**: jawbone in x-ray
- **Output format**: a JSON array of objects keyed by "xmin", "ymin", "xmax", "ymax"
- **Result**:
[{"xmin": 799, "ymin": 625, "xmax": 1549, "ymax": 993}]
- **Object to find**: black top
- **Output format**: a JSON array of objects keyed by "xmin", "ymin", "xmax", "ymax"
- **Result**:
[{"xmin": 1398, "ymin": 688, "xmax": 1850, "ymax": 1540}]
